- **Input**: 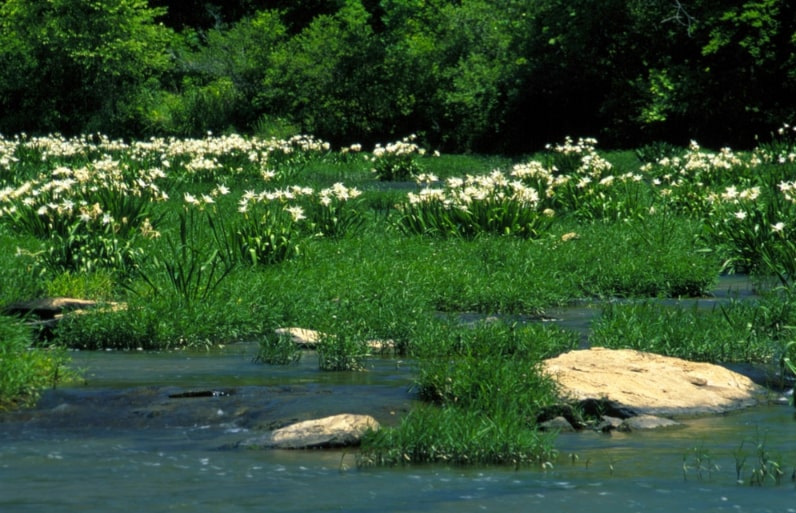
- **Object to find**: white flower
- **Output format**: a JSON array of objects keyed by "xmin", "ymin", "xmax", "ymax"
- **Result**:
[
  {"xmin": 734, "ymin": 211, "xmax": 747, "ymax": 220},
  {"xmin": 446, "ymin": 177, "xmax": 464, "ymax": 188},
  {"xmin": 415, "ymin": 173, "xmax": 438, "ymax": 185},
  {"xmin": 721, "ymin": 186, "xmax": 738, "ymax": 201},
  {"xmin": 772, "ymin": 222, "xmax": 786, "ymax": 233},
  {"xmin": 184, "ymin": 192, "xmax": 199, "ymax": 205},
  {"xmin": 286, "ymin": 206, "xmax": 305, "ymax": 222}
]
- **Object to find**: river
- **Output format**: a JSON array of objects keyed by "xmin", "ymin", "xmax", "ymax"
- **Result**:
[{"xmin": 2, "ymin": 275, "xmax": 795, "ymax": 512}]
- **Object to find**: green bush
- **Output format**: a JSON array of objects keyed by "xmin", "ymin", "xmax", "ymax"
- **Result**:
[
  {"xmin": 370, "ymin": 135, "xmax": 426, "ymax": 182},
  {"xmin": 395, "ymin": 170, "xmax": 554, "ymax": 238}
]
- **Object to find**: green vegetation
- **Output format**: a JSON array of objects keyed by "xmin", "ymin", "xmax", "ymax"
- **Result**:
[
  {"xmin": 361, "ymin": 320, "xmax": 573, "ymax": 466},
  {"xmin": 591, "ymin": 297, "xmax": 791, "ymax": 364},
  {"xmin": 3, "ymin": 130, "xmax": 796, "ymax": 465},
  {"xmin": 0, "ymin": 315, "xmax": 74, "ymax": 411},
  {"xmin": 2, "ymin": 0, "xmax": 795, "ymax": 469},
  {"xmin": 1, "ymin": 1, "xmax": 794, "ymax": 152}
]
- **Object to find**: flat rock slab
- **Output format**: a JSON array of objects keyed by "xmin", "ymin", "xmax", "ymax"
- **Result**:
[{"xmin": 542, "ymin": 347, "xmax": 767, "ymax": 416}]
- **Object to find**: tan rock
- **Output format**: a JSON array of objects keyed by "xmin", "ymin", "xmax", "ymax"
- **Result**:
[
  {"xmin": 274, "ymin": 327, "xmax": 324, "ymax": 348},
  {"xmin": 274, "ymin": 327, "xmax": 393, "ymax": 352},
  {"xmin": 542, "ymin": 347, "xmax": 767, "ymax": 416},
  {"xmin": 619, "ymin": 415, "xmax": 681, "ymax": 431},
  {"xmin": 267, "ymin": 413, "xmax": 380, "ymax": 449}
]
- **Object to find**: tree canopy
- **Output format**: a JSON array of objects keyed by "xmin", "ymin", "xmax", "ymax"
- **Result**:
[{"xmin": 0, "ymin": 0, "xmax": 794, "ymax": 152}]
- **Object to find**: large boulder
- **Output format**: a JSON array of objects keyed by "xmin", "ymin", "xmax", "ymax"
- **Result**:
[
  {"xmin": 542, "ymin": 347, "xmax": 767, "ymax": 417},
  {"xmin": 242, "ymin": 413, "xmax": 380, "ymax": 449}
]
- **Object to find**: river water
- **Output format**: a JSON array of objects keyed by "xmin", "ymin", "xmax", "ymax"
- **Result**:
[{"xmin": 2, "ymin": 275, "xmax": 795, "ymax": 512}]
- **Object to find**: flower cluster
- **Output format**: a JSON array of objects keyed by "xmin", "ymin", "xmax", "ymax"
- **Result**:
[
  {"xmin": 545, "ymin": 136, "xmax": 613, "ymax": 179},
  {"xmin": 398, "ymin": 169, "xmax": 552, "ymax": 238},
  {"xmin": 0, "ymin": 155, "xmax": 169, "ymax": 273},
  {"xmin": 371, "ymin": 134, "xmax": 429, "ymax": 181},
  {"xmin": 0, "ymin": 132, "xmax": 334, "ymax": 187},
  {"xmin": 0, "ymin": 159, "xmax": 168, "ymax": 240},
  {"xmin": 510, "ymin": 137, "xmax": 645, "ymax": 220},
  {"xmin": 701, "ymin": 174, "xmax": 796, "ymax": 274}
]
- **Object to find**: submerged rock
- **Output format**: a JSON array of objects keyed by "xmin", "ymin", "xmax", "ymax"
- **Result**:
[
  {"xmin": 543, "ymin": 347, "xmax": 767, "ymax": 417},
  {"xmin": 539, "ymin": 416, "xmax": 577, "ymax": 433},
  {"xmin": 242, "ymin": 413, "xmax": 380, "ymax": 449},
  {"xmin": 618, "ymin": 414, "xmax": 681, "ymax": 431}
]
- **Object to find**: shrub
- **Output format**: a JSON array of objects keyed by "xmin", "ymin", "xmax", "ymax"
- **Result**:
[
  {"xmin": 0, "ymin": 160, "xmax": 167, "ymax": 274},
  {"xmin": 302, "ymin": 183, "xmax": 365, "ymax": 239},
  {"xmin": 317, "ymin": 327, "xmax": 370, "ymax": 372}
]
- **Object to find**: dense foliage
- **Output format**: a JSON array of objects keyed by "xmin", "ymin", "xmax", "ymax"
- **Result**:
[{"xmin": 1, "ymin": 1, "xmax": 794, "ymax": 152}]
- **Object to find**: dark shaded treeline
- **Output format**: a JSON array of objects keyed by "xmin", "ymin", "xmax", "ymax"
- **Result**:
[{"xmin": 0, "ymin": 0, "xmax": 794, "ymax": 153}]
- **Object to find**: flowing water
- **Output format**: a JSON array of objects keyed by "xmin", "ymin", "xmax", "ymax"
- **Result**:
[{"xmin": 2, "ymin": 275, "xmax": 795, "ymax": 512}]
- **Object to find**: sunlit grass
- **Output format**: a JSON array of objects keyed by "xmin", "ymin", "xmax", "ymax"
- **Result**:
[{"xmin": 4, "ymin": 130, "xmax": 796, "ymax": 463}]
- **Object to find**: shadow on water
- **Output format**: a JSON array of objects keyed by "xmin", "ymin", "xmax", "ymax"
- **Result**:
[{"xmin": 2, "ymin": 274, "xmax": 796, "ymax": 512}]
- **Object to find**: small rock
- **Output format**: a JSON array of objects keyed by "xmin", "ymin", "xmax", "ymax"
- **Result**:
[
  {"xmin": 539, "ymin": 416, "xmax": 576, "ymax": 433},
  {"xmin": 3, "ymin": 297, "xmax": 99, "ymax": 319},
  {"xmin": 536, "ymin": 403, "xmax": 585, "ymax": 429},
  {"xmin": 243, "ymin": 413, "xmax": 380, "ymax": 449},
  {"xmin": 577, "ymin": 398, "xmax": 638, "ymax": 419},
  {"xmin": 274, "ymin": 327, "xmax": 394, "ymax": 352},
  {"xmin": 274, "ymin": 327, "xmax": 324, "ymax": 348},
  {"xmin": 618, "ymin": 415, "xmax": 680, "ymax": 431},
  {"xmin": 594, "ymin": 415, "xmax": 624, "ymax": 432}
]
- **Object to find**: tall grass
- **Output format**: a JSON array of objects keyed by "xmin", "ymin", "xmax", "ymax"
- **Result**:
[
  {"xmin": 590, "ymin": 297, "xmax": 791, "ymax": 364},
  {"xmin": 359, "ymin": 319, "xmax": 573, "ymax": 465}
]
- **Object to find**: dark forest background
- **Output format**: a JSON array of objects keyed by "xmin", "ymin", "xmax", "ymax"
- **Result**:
[{"xmin": 1, "ymin": 0, "xmax": 794, "ymax": 153}]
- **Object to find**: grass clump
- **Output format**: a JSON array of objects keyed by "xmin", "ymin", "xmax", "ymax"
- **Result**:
[
  {"xmin": 359, "ymin": 405, "xmax": 557, "ymax": 466},
  {"xmin": 359, "ymin": 319, "xmax": 574, "ymax": 466},
  {"xmin": 253, "ymin": 331, "xmax": 302, "ymax": 365},
  {"xmin": 0, "ymin": 315, "xmax": 75, "ymax": 410},
  {"xmin": 590, "ymin": 296, "xmax": 793, "ymax": 364}
]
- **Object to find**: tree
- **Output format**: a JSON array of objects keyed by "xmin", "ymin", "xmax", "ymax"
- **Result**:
[
  {"xmin": 0, "ymin": 0, "xmax": 175, "ymax": 135},
  {"xmin": 256, "ymin": 0, "xmax": 391, "ymax": 143}
]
